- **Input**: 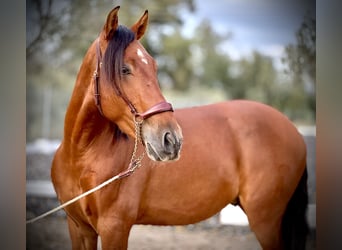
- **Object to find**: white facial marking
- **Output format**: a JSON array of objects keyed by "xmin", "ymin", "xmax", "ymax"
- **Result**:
[{"xmin": 137, "ymin": 48, "xmax": 148, "ymax": 65}]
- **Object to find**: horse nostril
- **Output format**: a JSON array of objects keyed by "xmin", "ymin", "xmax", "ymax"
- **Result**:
[{"xmin": 163, "ymin": 132, "xmax": 176, "ymax": 152}]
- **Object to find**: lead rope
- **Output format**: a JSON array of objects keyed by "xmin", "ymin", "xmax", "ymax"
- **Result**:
[{"xmin": 26, "ymin": 120, "xmax": 145, "ymax": 224}]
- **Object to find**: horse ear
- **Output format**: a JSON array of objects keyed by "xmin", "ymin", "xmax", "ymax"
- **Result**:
[
  {"xmin": 131, "ymin": 10, "xmax": 149, "ymax": 40},
  {"xmin": 103, "ymin": 6, "xmax": 120, "ymax": 41}
]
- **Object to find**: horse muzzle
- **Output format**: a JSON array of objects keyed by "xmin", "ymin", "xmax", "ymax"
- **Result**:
[{"xmin": 142, "ymin": 123, "xmax": 183, "ymax": 162}]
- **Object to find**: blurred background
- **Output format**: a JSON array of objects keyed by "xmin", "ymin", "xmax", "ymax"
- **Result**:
[
  {"xmin": 26, "ymin": 0, "xmax": 316, "ymax": 249},
  {"xmin": 27, "ymin": 0, "xmax": 315, "ymax": 141}
]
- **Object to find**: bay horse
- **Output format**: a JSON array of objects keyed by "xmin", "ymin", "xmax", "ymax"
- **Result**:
[{"xmin": 51, "ymin": 6, "xmax": 308, "ymax": 250}]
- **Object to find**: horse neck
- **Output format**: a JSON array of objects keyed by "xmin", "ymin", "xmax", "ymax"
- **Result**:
[{"xmin": 63, "ymin": 42, "xmax": 116, "ymax": 154}]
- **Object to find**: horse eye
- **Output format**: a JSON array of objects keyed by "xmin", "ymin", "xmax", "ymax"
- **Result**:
[{"xmin": 121, "ymin": 65, "xmax": 131, "ymax": 75}]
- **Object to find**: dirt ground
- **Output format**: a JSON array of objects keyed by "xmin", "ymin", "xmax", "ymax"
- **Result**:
[
  {"xmin": 27, "ymin": 216, "xmax": 315, "ymax": 250},
  {"xmin": 26, "ymin": 216, "xmax": 259, "ymax": 250}
]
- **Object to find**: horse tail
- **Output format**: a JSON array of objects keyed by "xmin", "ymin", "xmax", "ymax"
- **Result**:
[{"xmin": 281, "ymin": 166, "xmax": 309, "ymax": 250}]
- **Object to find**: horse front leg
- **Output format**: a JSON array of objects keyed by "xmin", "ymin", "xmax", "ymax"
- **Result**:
[
  {"xmin": 67, "ymin": 216, "xmax": 98, "ymax": 250},
  {"xmin": 98, "ymin": 217, "xmax": 133, "ymax": 250}
]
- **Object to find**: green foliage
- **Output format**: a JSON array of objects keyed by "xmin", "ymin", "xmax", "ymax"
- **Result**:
[
  {"xmin": 194, "ymin": 20, "xmax": 232, "ymax": 89},
  {"xmin": 226, "ymin": 52, "xmax": 278, "ymax": 102},
  {"xmin": 283, "ymin": 14, "xmax": 315, "ymax": 83},
  {"xmin": 157, "ymin": 28, "xmax": 195, "ymax": 90},
  {"xmin": 282, "ymin": 13, "xmax": 316, "ymax": 118}
]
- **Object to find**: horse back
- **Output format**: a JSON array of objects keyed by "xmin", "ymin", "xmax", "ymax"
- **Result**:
[{"xmin": 176, "ymin": 100, "xmax": 305, "ymax": 159}]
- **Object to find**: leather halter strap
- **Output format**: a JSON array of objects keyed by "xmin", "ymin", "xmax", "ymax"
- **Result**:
[
  {"xmin": 135, "ymin": 101, "xmax": 173, "ymax": 120},
  {"xmin": 93, "ymin": 39, "xmax": 104, "ymax": 116},
  {"xmin": 93, "ymin": 38, "xmax": 173, "ymax": 120}
]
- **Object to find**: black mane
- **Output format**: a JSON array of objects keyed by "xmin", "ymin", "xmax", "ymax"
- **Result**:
[
  {"xmin": 103, "ymin": 25, "xmax": 135, "ymax": 85},
  {"xmin": 102, "ymin": 26, "xmax": 134, "ymax": 141}
]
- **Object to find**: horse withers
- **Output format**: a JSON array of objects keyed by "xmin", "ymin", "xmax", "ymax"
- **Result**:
[{"xmin": 51, "ymin": 6, "xmax": 308, "ymax": 250}]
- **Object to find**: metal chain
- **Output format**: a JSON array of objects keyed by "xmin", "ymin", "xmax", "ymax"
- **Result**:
[{"xmin": 129, "ymin": 117, "xmax": 146, "ymax": 172}]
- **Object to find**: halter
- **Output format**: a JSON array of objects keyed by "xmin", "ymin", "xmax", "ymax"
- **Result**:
[{"xmin": 93, "ymin": 38, "xmax": 173, "ymax": 121}]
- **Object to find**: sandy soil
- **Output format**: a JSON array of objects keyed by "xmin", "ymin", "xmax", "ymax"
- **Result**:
[
  {"xmin": 27, "ymin": 216, "xmax": 259, "ymax": 250},
  {"xmin": 27, "ymin": 216, "xmax": 315, "ymax": 250}
]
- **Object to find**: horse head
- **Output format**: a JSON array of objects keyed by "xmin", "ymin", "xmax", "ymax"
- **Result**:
[{"xmin": 94, "ymin": 6, "xmax": 183, "ymax": 162}]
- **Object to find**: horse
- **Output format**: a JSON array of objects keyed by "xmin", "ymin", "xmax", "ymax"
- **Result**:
[{"xmin": 51, "ymin": 6, "xmax": 308, "ymax": 250}]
